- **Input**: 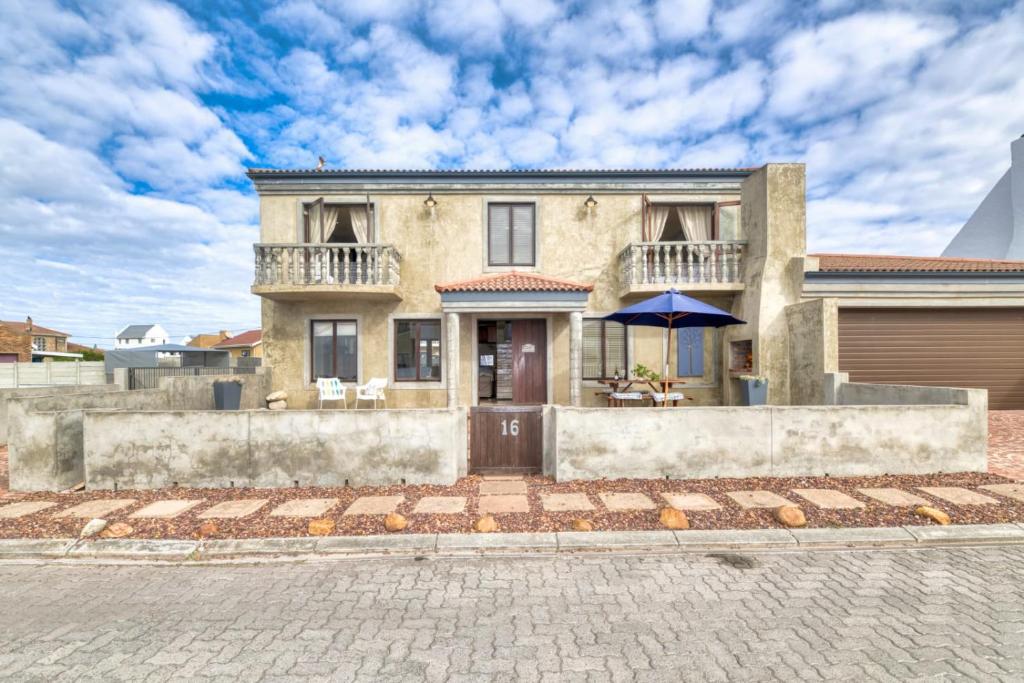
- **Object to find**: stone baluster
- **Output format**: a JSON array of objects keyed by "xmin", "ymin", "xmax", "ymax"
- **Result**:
[{"xmin": 640, "ymin": 245, "xmax": 649, "ymax": 284}]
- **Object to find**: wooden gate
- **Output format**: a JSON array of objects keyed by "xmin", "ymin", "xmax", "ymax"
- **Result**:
[{"xmin": 470, "ymin": 405, "xmax": 543, "ymax": 473}]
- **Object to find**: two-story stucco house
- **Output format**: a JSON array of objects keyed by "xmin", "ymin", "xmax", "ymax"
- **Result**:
[{"xmin": 247, "ymin": 163, "xmax": 810, "ymax": 416}]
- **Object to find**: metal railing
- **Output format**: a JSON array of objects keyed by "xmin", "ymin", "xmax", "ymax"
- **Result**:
[
  {"xmin": 619, "ymin": 240, "xmax": 747, "ymax": 285},
  {"xmin": 253, "ymin": 243, "xmax": 401, "ymax": 287},
  {"xmin": 127, "ymin": 366, "xmax": 256, "ymax": 390}
]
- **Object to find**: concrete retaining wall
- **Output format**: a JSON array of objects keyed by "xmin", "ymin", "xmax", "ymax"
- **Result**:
[
  {"xmin": 159, "ymin": 370, "xmax": 273, "ymax": 411},
  {"xmin": 83, "ymin": 408, "xmax": 467, "ymax": 490},
  {"xmin": 0, "ymin": 384, "xmax": 118, "ymax": 443},
  {"xmin": 551, "ymin": 400, "xmax": 986, "ymax": 481}
]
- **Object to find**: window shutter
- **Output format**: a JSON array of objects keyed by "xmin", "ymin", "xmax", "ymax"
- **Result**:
[
  {"xmin": 582, "ymin": 320, "xmax": 602, "ymax": 379},
  {"xmin": 511, "ymin": 204, "xmax": 534, "ymax": 265},
  {"xmin": 488, "ymin": 205, "xmax": 510, "ymax": 265},
  {"xmin": 677, "ymin": 327, "xmax": 705, "ymax": 377},
  {"xmin": 605, "ymin": 322, "xmax": 626, "ymax": 377}
]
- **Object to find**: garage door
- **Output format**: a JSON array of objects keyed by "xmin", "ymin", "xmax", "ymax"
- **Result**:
[{"xmin": 838, "ymin": 308, "xmax": 1024, "ymax": 410}]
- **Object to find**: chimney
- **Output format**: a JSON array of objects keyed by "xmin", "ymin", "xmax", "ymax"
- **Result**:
[
  {"xmin": 26, "ymin": 316, "xmax": 32, "ymax": 333},
  {"xmin": 219, "ymin": 330, "xmax": 229, "ymax": 339}
]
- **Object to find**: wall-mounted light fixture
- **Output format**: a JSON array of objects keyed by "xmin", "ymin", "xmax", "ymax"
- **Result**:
[
  {"xmin": 584, "ymin": 195, "xmax": 598, "ymax": 210},
  {"xmin": 424, "ymin": 193, "xmax": 438, "ymax": 209}
]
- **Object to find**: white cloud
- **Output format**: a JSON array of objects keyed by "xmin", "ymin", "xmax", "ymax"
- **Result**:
[{"xmin": 655, "ymin": 0, "xmax": 712, "ymax": 42}]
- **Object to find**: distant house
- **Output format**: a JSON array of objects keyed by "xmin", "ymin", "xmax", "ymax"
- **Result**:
[
  {"xmin": 214, "ymin": 329, "xmax": 262, "ymax": 359},
  {"xmin": 114, "ymin": 324, "xmax": 169, "ymax": 349},
  {"xmin": 943, "ymin": 136, "xmax": 1024, "ymax": 259},
  {"xmin": 185, "ymin": 330, "xmax": 231, "ymax": 349},
  {"xmin": 0, "ymin": 317, "xmax": 80, "ymax": 362}
]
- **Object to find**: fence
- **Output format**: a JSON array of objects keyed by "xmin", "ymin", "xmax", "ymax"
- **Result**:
[
  {"xmin": 127, "ymin": 366, "xmax": 257, "ymax": 390},
  {"xmin": 0, "ymin": 361, "xmax": 106, "ymax": 388}
]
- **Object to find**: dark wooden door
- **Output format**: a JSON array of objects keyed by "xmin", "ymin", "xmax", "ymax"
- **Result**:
[
  {"xmin": 512, "ymin": 319, "xmax": 546, "ymax": 404},
  {"xmin": 470, "ymin": 405, "xmax": 543, "ymax": 472}
]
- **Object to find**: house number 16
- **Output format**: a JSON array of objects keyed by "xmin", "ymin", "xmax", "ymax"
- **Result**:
[{"xmin": 500, "ymin": 419, "xmax": 520, "ymax": 437}]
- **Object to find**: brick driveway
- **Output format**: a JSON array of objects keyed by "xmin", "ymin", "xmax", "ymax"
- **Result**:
[
  {"xmin": 989, "ymin": 411, "xmax": 1024, "ymax": 481},
  {"xmin": 1, "ymin": 546, "xmax": 1022, "ymax": 680}
]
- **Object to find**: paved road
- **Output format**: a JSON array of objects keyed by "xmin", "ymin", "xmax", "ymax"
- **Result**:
[{"xmin": 2, "ymin": 546, "xmax": 1023, "ymax": 681}]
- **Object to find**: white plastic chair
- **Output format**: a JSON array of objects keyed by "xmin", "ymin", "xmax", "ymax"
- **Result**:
[
  {"xmin": 355, "ymin": 377, "xmax": 388, "ymax": 409},
  {"xmin": 316, "ymin": 377, "xmax": 347, "ymax": 409}
]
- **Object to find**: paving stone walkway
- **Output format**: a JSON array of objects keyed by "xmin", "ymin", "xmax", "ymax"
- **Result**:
[
  {"xmin": 1, "ymin": 546, "xmax": 1022, "ymax": 680},
  {"xmin": 989, "ymin": 410, "xmax": 1024, "ymax": 480}
]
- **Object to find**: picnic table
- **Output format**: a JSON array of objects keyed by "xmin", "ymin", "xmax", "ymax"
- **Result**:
[{"xmin": 596, "ymin": 378, "xmax": 689, "ymax": 407}]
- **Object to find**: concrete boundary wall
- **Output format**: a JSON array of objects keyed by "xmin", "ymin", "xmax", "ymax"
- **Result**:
[
  {"xmin": 83, "ymin": 408, "xmax": 467, "ymax": 490},
  {"xmin": 1, "ymin": 385, "xmax": 118, "ymax": 443},
  {"xmin": 551, "ymin": 401, "xmax": 986, "ymax": 481}
]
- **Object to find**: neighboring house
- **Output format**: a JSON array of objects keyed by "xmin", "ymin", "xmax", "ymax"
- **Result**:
[
  {"xmin": 247, "ymin": 165, "xmax": 806, "ymax": 410},
  {"xmin": 213, "ymin": 329, "xmax": 263, "ymax": 359},
  {"xmin": 803, "ymin": 253, "xmax": 1024, "ymax": 409},
  {"xmin": 943, "ymin": 136, "xmax": 1024, "ymax": 259},
  {"xmin": 68, "ymin": 342, "xmax": 105, "ymax": 361},
  {"xmin": 185, "ymin": 330, "xmax": 231, "ymax": 349},
  {"xmin": 114, "ymin": 324, "xmax": 169, "ymax": 349},
  {"xmin": 0, "ymin": 317, "xmax": 79, "ymax": 362}
]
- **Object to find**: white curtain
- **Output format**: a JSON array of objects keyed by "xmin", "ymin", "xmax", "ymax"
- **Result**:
[
  {"xmin": 677, "ymin": 205, "xmax": 712, "ymax": 241},
  {"xmin": 349, "ymin": 206, "xmax": 369, "ymax": 244},
  {"xmin": 321, "ymin": 205, "xmax": 340, "ymax": 242},
  {"xmin": 649, "ymin": 205, "xmax": 671, "ymax": 242}
]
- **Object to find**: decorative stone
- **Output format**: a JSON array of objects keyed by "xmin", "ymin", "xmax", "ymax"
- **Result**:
[
  {"xmin": 266, "ymin": 390, "xmax": 287, "ymax": 402},
  {"xmin": 384, "ymin": 512, "xmax": 407, "ymax": 532},
  {"xmin": 659, "ymin": 507, "xmax": 689, "ymax": 530},
  {"xmin": 268, "ymin": 400, "xmax": 287, "ymax": 411},
  {"xmin": 198, "ymin": 521, "xmax": 219, "ymax": 537},
  {"xmin": 99, "ymin": 522, "xmax": 134, "ymax": 539},
  {"xmin": 308, "ymin": 518, "xmax": 335, "ymax": 536},
  {"xmin": 774, "ymin": 505, "xmax": 806, "ymax": 528},
  {"xmin": 915, "ymin": 506, "xmax": 951, "ymax": 525},
  {"xmin": 571, "ymin": 518, "xmax": 594, "ymax": 532},
  {"xmin": 79, "ymin": 518, "xmax": 107, "ymax": 538},
  {"xmin": 474, "ymin": 514, "xmax": 498, "ymax": 533}
]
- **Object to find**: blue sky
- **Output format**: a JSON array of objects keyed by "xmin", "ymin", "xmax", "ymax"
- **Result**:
[{"xmin": 1, "ymin": 0, "xmax": 1022, "ymax": 346}]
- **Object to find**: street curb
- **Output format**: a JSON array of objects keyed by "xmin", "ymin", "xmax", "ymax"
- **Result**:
[{"xmin": 1, "ymin": 524, "xmax": 1023, "ymax": 563}]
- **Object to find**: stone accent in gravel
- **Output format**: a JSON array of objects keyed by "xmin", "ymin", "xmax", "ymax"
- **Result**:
[
  {"xmin": 55, "ymin": 499, "xmax": 136, "ymax": 519},
  {"xmin": 197, "ymin": 500, "xmax": 268, "ymax": 519},
  {"xmin": 979, "ymin": 483, "xmax": 1024, "ymax": 502},
  {"xmin": 0, "ymin": 502, "xmax": 57, "ymax": 519},
  {"xmin": 479, "ymin": 480, "xmax": 528, "ymax": 495},
  {"xmin": 917, "ymin": 487, "xmax": 999, "ymax": 506},
  {"xmin": 857, "ymin": 488, "xmax": 929, "ymax": 507},
  {"xmin": 725, "ymin": 491, "xmax": 793, "ymax": 509},
  {"xmin": 659, "ymin": 492, "xmax": 721, "ymax": 511},
  {"xmin": 540, "ymin": 493, "xmax": 594, "ymax": 512},
  {"xmin": 129, "ymin": 500, "xmax": 204, "ymax": 519},
  {"xmin": 599, "ymin": 492, "xmax": 656, "ymax": 511},
  {"xmin": 412, "ymin": 497, "xmax": 467, "ymax": 514},
  {"xmin": 477, "ymin": 495, "xmax": 529, "ymax": 514},
  {"xmin": 269, "ymin": 498, "xmax": 338, "ymax": 517},
  {"xmin": 342, "ymin": 496, "xmax": 404, "ymax": 516},
  {"xmin": 791, "ymin": 489, "xmax": 866, "ymax": 509}
]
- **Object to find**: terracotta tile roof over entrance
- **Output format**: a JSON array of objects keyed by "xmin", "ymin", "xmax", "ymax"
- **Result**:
[
  {"xmin": 812, "ymin": 253, "xmax": 1024, "ymax": 273},
  {"xmin": 434, "ymin": 271, "xmax": 594, "ymax": 293}
]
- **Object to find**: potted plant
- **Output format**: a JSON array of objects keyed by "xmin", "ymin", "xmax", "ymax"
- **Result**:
[
  {"xmin": 737, "ymin": 374, "xmax": 768, "ymax": 406},
  {"xmin": 631, "ymin": 363, "xmax": 660, "ymax": 381}
]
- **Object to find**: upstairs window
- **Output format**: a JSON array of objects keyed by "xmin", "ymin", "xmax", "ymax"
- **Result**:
[
  {"xmin": 643, "ymin": 200, "xmax": 742, "ymax": 241},
  {"xmin": 583, "ymin": 319, "xmax": 627, "ymax": 380},
  {"xmin": 32, "ymin": 337, "xmax": 45, "ymax": 351},
  {"xmin": 303, "ymin": 199, "xmax": 373, "ymax": 244},
  {"xmin": 488, "ymin": 203, "xmax": 535, "ymax": 266}
]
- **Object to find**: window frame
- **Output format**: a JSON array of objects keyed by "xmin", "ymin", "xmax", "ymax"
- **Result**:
[
  {"xmin": 309, "ymin": 319, "xmax": 358, "ymax": 383},
  {"xmin": 641, "ymin": 197, "xmax": 742, "ymax": 241},
  {"xmin": 301, "ymin": 199, "xmax": 375, "ymax": 243},
  {"xmin": 393, "ymin": 319, "xmax": 443, "ymax": 383},
  {"xmin": 582, "ymin": 319, "xmax": 628, "ymax": 381},
  {"xmin": 487, "ymin": 202, "xmax": 536, "ymax": 266}
]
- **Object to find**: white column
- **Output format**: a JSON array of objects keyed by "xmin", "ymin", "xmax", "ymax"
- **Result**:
[
  {"xmin": 569, "ymin": 310, "xmax": 583, "ymax": 407},
  {"xmin": 446, "ymin": 312, "xmax": 460, "ymax": 408}
]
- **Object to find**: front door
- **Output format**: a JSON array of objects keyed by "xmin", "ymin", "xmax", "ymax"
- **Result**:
[{"xmin": 511, "ymin": 319, "xmax": 546, "ymax": 404}]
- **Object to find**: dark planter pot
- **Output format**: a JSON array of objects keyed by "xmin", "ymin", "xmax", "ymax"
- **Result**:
[
  {"xmin": 739, "ymin": 378, "xmax": 768, "ymax": 406},
  {"xmin": 213, "ymin": 380, "xmax": 242, "ymax": 410}
]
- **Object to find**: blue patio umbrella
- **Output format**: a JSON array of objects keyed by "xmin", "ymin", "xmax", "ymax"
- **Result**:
[{"xmin": 604, "ymin": 289, "xmax": 745, "ymax": 377}]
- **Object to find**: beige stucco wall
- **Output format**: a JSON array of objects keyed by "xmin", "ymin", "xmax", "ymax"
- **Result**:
[
  {"xmin": 785, "ymin": 297, "xmax": 839, "ymax": 405},
  {"xmin": 252, "ymin": 182, "xmax": 802, "ymax": 408}
]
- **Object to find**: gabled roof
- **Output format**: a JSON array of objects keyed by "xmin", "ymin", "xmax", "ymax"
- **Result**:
[
  {"xmin": 812, "ymin": 253, "xmax": 1024, "ymax": 273},
  {"xmin": 117, "ymin": 324, "xmax": 159, "ymax": 339},
  {"xmin": 214, "ymin": 329, "xmax": 262, "ymax": 348},
  {"xmin": 0, "ymin": 320, "xmax": 70, "ymax": 337},
  {"xmin": 435, "ymin": 271, "xmax": 593, "ymax": 293}
]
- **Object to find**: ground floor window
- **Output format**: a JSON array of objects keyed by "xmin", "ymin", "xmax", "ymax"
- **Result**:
[
  {"xmin": 311, "ymin": 320, "xmax": 357, "ymax": 382},
  {"xmin": 395, "ymin": 319, "xmax": 441, "ymax": 381},
  {"xmin": 583, "ymin": 319, "xmax": 626, "ymax": 380}
]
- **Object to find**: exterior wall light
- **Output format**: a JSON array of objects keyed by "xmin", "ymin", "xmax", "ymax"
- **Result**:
[
  {"xmin": 424, "ymin": 193, "xmax": 438, "ymax": 209},
  {"xmin": 584, "ymin": 195, "xmax": 598, "ymax": 209}
]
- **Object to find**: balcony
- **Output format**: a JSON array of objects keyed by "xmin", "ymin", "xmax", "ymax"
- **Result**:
[
  {"xmin": 618, "ymin": 240, "xmax": 746, "ymax": 297},
  {"xmin": 251, "ymin": 243, "xmax": 402, "ymax": 301}
]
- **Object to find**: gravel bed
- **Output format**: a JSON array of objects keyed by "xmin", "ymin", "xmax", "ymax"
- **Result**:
[{"xmin": 0, "ymin": 470, "xmax": 1021, "ymax": 540}]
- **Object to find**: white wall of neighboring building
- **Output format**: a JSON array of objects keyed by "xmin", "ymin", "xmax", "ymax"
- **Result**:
[
  {"xmin": 114, "ymin": 324, "xmax": 170, "ymax": 349},
  {"xmin": 943, "ymin": 136, "xmax": 1024, "ymax": 260}
]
